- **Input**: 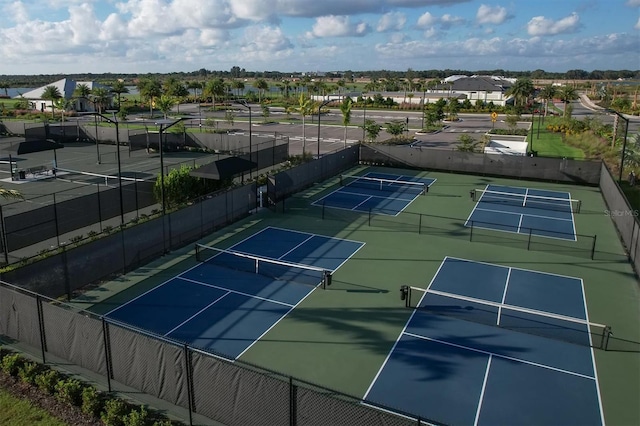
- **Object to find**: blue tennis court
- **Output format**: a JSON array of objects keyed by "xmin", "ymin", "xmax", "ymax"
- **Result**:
[
  {"xmin": 365, "ymin": 257, "xmax": 604, "ymax": 426},
  {"xmin": 105, "ymin": 226, "xmax": 364, "ymax": 359},
  {"xmin": 465, "ymin": 184, "xmax": 578, "ymax": 240},
  {"xmin": 312, "ymin": 172, "xmax": 436, "ymax": 216}
]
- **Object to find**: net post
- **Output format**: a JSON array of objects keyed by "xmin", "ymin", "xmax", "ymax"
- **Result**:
[
  {"xmin": 602, "ymin": 326, "xmax": 612, "ymax": 351},
  {"xmin": 469, "ymin": 221, "xmax": 474, "ymax": 241},
  {"xmin": 527, "ymin": 228, "xmax": 532, "ymax": 250},
  {"xmin": 577, "ymin": 199, "xmax": 582, "ymax": 214},
  {"xmin": 591, "ymin": 235, "xmax": 597, "ymax": 260},
  {"xmin": 418, "ymin": 214, "xmax": 422, "ymax": 234}
]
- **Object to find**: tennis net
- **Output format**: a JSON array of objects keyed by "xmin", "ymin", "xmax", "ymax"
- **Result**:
[
  {"xmin": 54, "ymin": 167, "xmax": 145, "ymax": 186},
  {"xmin": 195, "ymin": 243, "xmax": 332, "ymax": 289},
  {"xmin": 340, "ymin": 175, "xmax": 427, "ymax": 195},
  {"xmin": 402, "ymin": 286, "xmax": 611, "ymax": 349},
  {"xmin": 472, "ymin": 188, "xmax": 581, "ymax": 213}
]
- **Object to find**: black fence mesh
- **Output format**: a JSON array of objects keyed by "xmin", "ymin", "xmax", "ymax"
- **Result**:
[{"xmin": 0, "ymin": 281, "xmax": 438, "ymax": 425}]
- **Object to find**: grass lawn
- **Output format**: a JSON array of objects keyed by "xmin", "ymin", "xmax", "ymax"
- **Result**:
[
  {"xmin": 0, "ymin": 388, "xmax": 67, "ymax": 426},
  {"xmin": 529, "ymin": 127, "xmax": 585, "ymax": 159}
]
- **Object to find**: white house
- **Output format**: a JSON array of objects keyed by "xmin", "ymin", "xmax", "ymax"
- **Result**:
[{"xmin": 15, "ymin": 78, "xmax": 112, "ymax": 113}]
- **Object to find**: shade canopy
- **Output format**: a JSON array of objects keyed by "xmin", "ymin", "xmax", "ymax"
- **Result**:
[{"xmin": 190, "ymin": 157, "xmax": 257, "ymax": 180}]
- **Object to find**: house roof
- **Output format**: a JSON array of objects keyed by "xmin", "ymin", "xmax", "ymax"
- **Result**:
[
  {"xmin": 438, "ymin": 76, "xmax": 515, "ymax": 93},
  {"xmin": 15, "ymin": 78, "xmax": 108, "ymax": 100}
]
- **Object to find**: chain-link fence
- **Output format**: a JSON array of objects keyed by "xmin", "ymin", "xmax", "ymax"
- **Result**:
[{"xmin": 0, "ymin": 281, "xmax": 442, "ymax": 426}]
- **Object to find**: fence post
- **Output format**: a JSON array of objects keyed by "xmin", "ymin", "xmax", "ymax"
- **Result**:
[
  {"xmin": 134, "ymin": 173, "xmax": 139, "ymax": 218},
  {"xmin": 368, "ymin": 208, "xmax": 372, "ymax": 226},
  {"xmin": 527, "ymin": 228, "xmax": 532, "ymax": 251},
  {"xmin": 36, "ymin": 296, "xmax": 46, "ymax": 364},
  {"xmin": 184, "ymin": 344, "xmax": 194, "ymax": 426},
  {"xmin": 101, "ymin": 319, "xmax": 112, "ymax": 392},
  {"xmin": 469, "ymin": 221, "xmax": 474, "ymax": 241},
  {"xmin": 0, "ymin": 204, "xmax": 9, "ymax": 264},
  {"xmin": 53, "ymin": 193, "xmax": 61, "ymax": 247},
  {"xmin": 289, "ymin": 376, "xmax": 297, "ymax": 426},
  {"xmin": 591, "ymin": 235, "xmax": 597, "ymax": 260},
  {"xmin": 418, "ymin": 214, "xmax": 422, "ymax": 234},
  {"xmin": 96, "ymin": 184, "xmax": 103, "ymax": 232}
]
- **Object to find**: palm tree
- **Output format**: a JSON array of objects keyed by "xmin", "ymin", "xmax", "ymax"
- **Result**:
[
  {"xmin": 156, "ymin": 95, "xmax": 176, "ymax": 119},
  {"xmin": 53, "ymin": 98, "xmax": 71, "ymax": 122},
  {"xmin": 253, "ymin": 79, "xmax": 269, "ymax": 103},
  {"xmin": 0, "ymin": 186, "xmax": 22, "ymax": 200},
  {"xmin": 556, "ymin": 85, "xmax": 578, "ymax": 117},
  {"xmin": 72, "ymin": 83, "xmax": 91, "ymax": 111},
  {"xmin": 41, "ymin": 85, "xmax": 62, "ymax": 118},
  {"xmin": 90, "ymin": 87, "xmax": 111, "ymax": 114},
  {"xmin": 339, "ymin": 97, "xmax": 353, "ymax": 148},
  {"xmin": 110, "ymin": 81, "xmax": 129, "ymax": 109},
  {"xmin": 287, "ymin": 94, "xmax": 315, "ymax": 155},
  {"xmin": 506, "ymin": 78, "xmax": 535, "ymax": 108},
  {"xmin": 231, "ymin": 80, "xmax": 245, "ymax": 98},
  {"xmin": 137, "ymin": 78, "xmax": 162, "ymax": 117},
  {"xmin": 187, "ymin": 81, "xmax": 202, "ymax": 101},
  {"xmin": 203, "ymin": 78, "xmax": 226, "ymax": 111},
  {"xmin": 0, "ymin": 81, "xmax": 8, "ymax": 97},
  {"xmin": 538, "ymin": 84, "xmax": 556, "ymax": 116}
]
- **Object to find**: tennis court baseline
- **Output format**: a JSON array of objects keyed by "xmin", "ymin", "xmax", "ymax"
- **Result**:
[
  {"xmin": 105, "ymin": 226, "xmax": 364, "ymax": 359},
  {"xmin": 365, "ymin": 257, "xmax": 605, "ymax": 426},
  {"xmin": 465, "ymin": 184, "xmax": 578, "ymax": 240},
  {"xmin": 312, "ymin": 172, "xmax": 436, "ymax": 216}
]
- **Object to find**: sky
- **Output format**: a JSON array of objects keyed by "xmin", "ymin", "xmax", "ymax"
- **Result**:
[{"xmin": 0, "ymin": 0, "xmax": 639, "ymax": 75}]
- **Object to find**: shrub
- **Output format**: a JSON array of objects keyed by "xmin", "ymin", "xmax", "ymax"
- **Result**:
[
  {"xmin": 1, "ymin": 353, "xmax": 24, "ymax": 376},
  {"xmin": 35, "ymin": 369, "xmax": 60, "ymax": 394},
  {"xmin": 18, "ymin": 361, "xmax": 41, "ymax": 384},
  {"xmin": 101, "ymin": 398, "xmax": 128, "ymax": 426},
  {"xmin": 55, "ymin": 378, "xmax": 83, "ymax": 406},
  {"xmin": 123, "ymin": 405, "xmax": 148, "ymax": 426},
  {"xmin": 82, "ymin": 386, "xmax": 103, "ymax": 416}
]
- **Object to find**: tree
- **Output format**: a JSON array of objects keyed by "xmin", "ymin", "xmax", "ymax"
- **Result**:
[
  {"xmin": 73, "ymin": 83, "xmax": 91, "ymax": 111},
  {"xmin": 260, "ymin": 103, "xmax": 270, "ymax": 122},
  {"xmin": 156, "ymin": 95, "xmax": 176, "ymax": 119},
  {"xmin": 203, "ymin": 78, "xmax": 226, "ymax": 111},
  {"xmin": 505, "ymin": 78, "xmax": 535, "ymax": 108},
  {"xmin": 253, "ymin": 79, "xmax": 269, "ymax": 103},
  {"xmin": 446, "ymin": 98, "xmax": 460, "ymax": 121},
  {"xmin": 165, "ymin": 81, "xmax": 189, "ymax": 113},
  {"xmin": 187, "ymin": 81, "xmax": 202, "ymax": 101},
  {"xmin": 556, "ymin": 85, "xmax": 578, "ymax": 117},
  {"xmin": 110, "ymin": 80, "xmax": 129, "ymax": 109},
  {"xmin": 89, "ymin": 87, "xmax": 111, "ymax": 114},
  {"xmin": 538, "ymin": 84, "xmax": 556, "ymax": 116},
  {"xmin": 457, "ymin": 134, "xmax": 480, "ymax": 152},
  {"xmin": 363, "ymin": 119, "xmax": 382, "ymax": 143},
  {"xmin": 385, "ymin": 120, "xmax": 406, "ymax": 138},
  {"xmin": 287, "ymin": 94, "xmax": 315, "ymax": 154},
  {"xmin": 339, "ymin": 97, "xmax": 353, "ymax": 148},
  {"xmin": 505, "ymin": 113, "xmax": 521, "ymax": 132},
  {"xmin": 41, "ymin": 85, "xmax": 62, "ymax": 118},
  {"xmin": 0, "ymin": 81, "xmax": 9, "ymax": 97},
  {"xmin": 137, "ymin": 78, "xmax": 162, "ymax": 117},
  {"xmin": 0, "ymin": 186, "xmax": 22, "ymax": 200},
  {"xmin": 53, "ymin": 98, "xmax": 71, "ymax": 122}
]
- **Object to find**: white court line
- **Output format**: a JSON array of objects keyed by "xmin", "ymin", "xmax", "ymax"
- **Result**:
[
  {"xmin": 163, "ymin": 291, "xmax": 231, "ymax": 337},
  {"xmin": 177, "ymin": 276, "xmax": 295, "ymax": 308},
  {"xmin": 443, "ymin": 256, "xmax": 587, "ymax": 282},
  {"xmin": 266, "ymin": 225, "xmax": 365, "ymax": 246},
  {"xmin": 474, "ymin": 355, "xmax": 492, "ymax": 426},
  {"xmin": 403, "ymin": 332, "xmax": 595, "ymax": 380},
  {"xmin": 352, "ymin": 195, "xmax": 373, "ymax": 210},
  {"xmin": 473, "ymin": 206, "xmax": 574, "ymax": 222},
  {"xmin": 363, "ymin": 259, "xmax": 449, "ymax": 400},
  {"xmin": 497, "ymin": 268, "xmax": 512, "ymax": 326},
  {"xmin": 278, "ymin": 235, "xmax": 315, "ymax": 260},
  {"xmin": 517, "ymin": 214, "xmax": 524, "ymax": 233}
]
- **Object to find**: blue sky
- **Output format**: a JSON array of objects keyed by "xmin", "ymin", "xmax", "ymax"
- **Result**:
[{"xmin": 0, "ymin": 0, "xmax": 638, "ymax": 75}]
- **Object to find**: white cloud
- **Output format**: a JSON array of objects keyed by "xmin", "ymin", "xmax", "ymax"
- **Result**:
[
  {"xmin": 416, "ymin": 12, "xmax": 437, "ymax": 28},
  {"xmin": 476, "ymin": 4, "xmax": 508, "ymax": 25},
  {"xmin": 635, "ymin": 16, "xmax": 640, "ymax": 30},
  {"xmin": 309, "ymin": 15, "xmax": 369, "ymax": 38},
  {"xmin": 241, "ymin": 25, "xmax": 294, "ymax": 54},
  {"xmin": 440, "ymin": 13, "xmax": 464, "ymax": 28},
  {"xmin": 4, "ymin": 1, "xmax": 29, "ymax": 24},
  {"xmin": 626, "ymin": 0, "xmax": 640, "ymax": 6},
  {"xmin": 377, "ymin": 11, "xmax": 406, "ymax": 32},
  {"xmin": 527, "ymin": 13, "xmax": 580, "ymax": 36}
]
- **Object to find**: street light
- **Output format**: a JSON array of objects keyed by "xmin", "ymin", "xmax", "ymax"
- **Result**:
[
  {"xmin": 607, "ymin": 109, "xmax": 630, "ymax": 183},
  {"xmin": 79, "ymin": 111, "xmax": 125, "ymax": 225},
  {"xmin": 234, "ymin": 100, "xmax": 252, "ymax": 179},
  {"xmin": 88, "ymin": 96, "xmax": 101, "ymax": 164},
  {"xmin": 155, "ymin": 118, "xmax": 188, "ymax": 215},
  {"xmin": 317, "ymin": 99, "xmax": 332, "ymax": 159}
]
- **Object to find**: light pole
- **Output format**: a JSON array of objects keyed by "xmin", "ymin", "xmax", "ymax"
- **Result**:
[
  {"xmin": 88, "ymin": 96, "xmax": 101, "ymax": 164},
  {"xmin": 317, "ymin": 99, "xmax": 332, "ymax": 159},
  {"xmin": 362, "ymin": 98, "xmax": 367, "ymax": 141},
  {"xmin": 234, "ymin": 100, "xmax": 252, "ymax": 178},
  {"xmin": 608, "ymin": 109, "xmax": 630, "ymax": 183},
  {"xmin": 421, "ymin": 88, "xmax": 426, "ymax": 129},
  {"xmin": 155, "ymin": 118, "xmax": 187, "ymax": 215},
  {"xmin": 79, "ymin": 111, "xmax": 124, "ymax": 225}
]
